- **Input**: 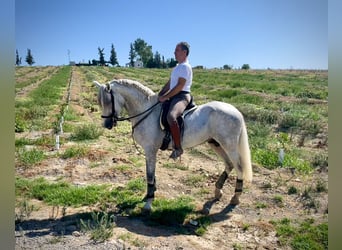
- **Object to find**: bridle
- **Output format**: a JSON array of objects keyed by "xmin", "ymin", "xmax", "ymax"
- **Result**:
[{"xmin": 101, "ymin": 87, "xmax": 160, "ymax": 129}]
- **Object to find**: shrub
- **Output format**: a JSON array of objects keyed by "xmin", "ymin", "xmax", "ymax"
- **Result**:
[
  {"xmin": 70, "ymin": 124, "xmax": 103, "ymax": 141},
  {"xmin": 60, "ymin": 146, "xmax": 88, "ymax": 159},
  {"xmin": 15, "ymin": 115, "xmax": 27, "ymax": 133},
  {"xmin": 80, "ymin": 211, "xmax": 116, "ymax": 243},
  {"xmin": 17, "ymin": 148, "xmax": 45, "ymax": 166}
]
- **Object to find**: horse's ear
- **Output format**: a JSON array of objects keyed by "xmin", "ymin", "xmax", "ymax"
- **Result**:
[
  {"xmin": 93, "ymin": 81, "xmax": 102, "ymax": 89},
  {"xmin": 105, "ymin": 83, "xmax": 111, "ymax": 91}
]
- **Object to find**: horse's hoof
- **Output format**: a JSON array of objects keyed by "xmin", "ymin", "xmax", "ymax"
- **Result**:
[
  {"xmin": 201, "ymin": 207, "xmax": 210, "ymax": 215},
  {"xmin": 215, "ymin": 188, "xmax": 223, "ymax": 200},
  {"xmin": 229, "ymin": 195, "xmax": 240, "ymax": 205},
  {"xmin": 142, "ymin": 199, "xmax": 153, "ymax": 215},
  {"xmin": 142, "ymin": 207, "xmax": 151, "ymax": 216}
]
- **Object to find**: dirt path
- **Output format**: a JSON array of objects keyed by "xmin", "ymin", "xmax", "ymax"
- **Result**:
[{"xmin": 15, "ymin": 67, "xmax": 328, "ymax": 249}]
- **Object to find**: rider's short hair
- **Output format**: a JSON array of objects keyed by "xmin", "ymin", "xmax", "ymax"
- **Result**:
[{"xmin": 178, "ymin": 42, "xmax": 190, "ymax": 56}]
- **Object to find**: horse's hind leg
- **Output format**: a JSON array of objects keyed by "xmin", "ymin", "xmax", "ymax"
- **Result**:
[
  {"xmin": 208, "ymin": 140, "xmax": 244, "ymax": 205},
  {"xmin": 208, "ymin": 140, "xmax": 234, "ymax": 200}
]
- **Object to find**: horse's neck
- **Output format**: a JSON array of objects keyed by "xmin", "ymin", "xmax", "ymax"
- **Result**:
[{"xmin": 113, "ymin": 81, "xmax": 157, "ymax": 116}]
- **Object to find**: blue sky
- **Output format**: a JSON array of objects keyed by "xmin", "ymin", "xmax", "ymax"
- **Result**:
[{"xmin": 15, "ymin": 0, "xmax": 327, "ymax": 69}]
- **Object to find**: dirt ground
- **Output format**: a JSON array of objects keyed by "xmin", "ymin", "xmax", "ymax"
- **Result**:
[{"xmin": 15, "ymin": 68, "xmax": 328, "ymax": 249}]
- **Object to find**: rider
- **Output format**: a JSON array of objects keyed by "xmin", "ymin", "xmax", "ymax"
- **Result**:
[{"xmin": 158, "ymin": 42, "xmax": 193, "ymax": 159}]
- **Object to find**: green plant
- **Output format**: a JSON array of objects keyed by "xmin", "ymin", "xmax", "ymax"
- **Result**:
[
  {"xmin": 17, "ymin": 148, "xmax": 45, "ymax": 166},
  {"xmin": 271, "ymin": 218, "xmax": 328, "ymax": 249},
  {"xmin": 15, "ymin": 115, "xmax": 26, "ymax": 132},
  {"xmin": 15, "ymin": 199, "xmax": 35, "ymax": 222},
  {"xmin": 316, "ymin": 179, "xmax": 327, "ymax": 193},
  {"xmin": 184, "ymin": 174, "xmax": 206, "ymax": 188},
  {"xmin": 60, "ymin": 146, "xmax": 88, "ymax": 159},
  {"xmin": 162, "ymin": 162, "xmax": 189, "ymax": 170},
  {"xmin": 15, "ymin": 177, "xmax": 113, "ymax": 207},
  {"xmin": 288, "ymin": 186, "xmax": 298, "ymax": 195},
  {"xmin": 273, "ymin": 195, "xmax": 284, "ymax": 206},
  {"xmin": 149, "ymin": 196, "xmax": 195, "ymax": 225},
  {"xmin": 80, "ymin": 211, "xmax": 116, "ymax": 242},
  {"xmin": 70, "ymin": 124, "xmax": 103, "ymax": 141},
  {"xmin": 255, "ymin": 202, "xmax": 267, "ymax": 209}
]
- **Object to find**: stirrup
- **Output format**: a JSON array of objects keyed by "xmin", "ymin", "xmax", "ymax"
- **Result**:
[{"xmin": 169, "ymin": 148, "xmax": 183, "ymax": 160}]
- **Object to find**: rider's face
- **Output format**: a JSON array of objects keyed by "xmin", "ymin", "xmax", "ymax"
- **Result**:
[{"xmin": 174, "ymin": 45, "xmax": 187, "ymax": 63}]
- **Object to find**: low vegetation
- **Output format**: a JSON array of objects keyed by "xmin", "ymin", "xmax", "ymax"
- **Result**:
[{"xmin": 15, "ymin": 66, "xmax": 328, "ymax": 249}]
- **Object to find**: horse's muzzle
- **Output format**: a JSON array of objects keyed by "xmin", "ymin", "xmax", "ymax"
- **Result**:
[{"xmin": 104, "ymin": 118, "xmax": 116, "ymax": 129}]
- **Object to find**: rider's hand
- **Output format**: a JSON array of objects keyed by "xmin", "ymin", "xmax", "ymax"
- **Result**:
[{"xmin": 158, "ymin": 96, "xmax": 168, "ymax": 103}]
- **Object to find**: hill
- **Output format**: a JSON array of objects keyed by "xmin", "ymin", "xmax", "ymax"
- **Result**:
[{"xmin": 15, "ymin": 66, "xmax": 328, "ymax": 249}]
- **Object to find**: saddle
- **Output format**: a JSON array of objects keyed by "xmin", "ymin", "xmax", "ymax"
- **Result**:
[{"xmin": 159, "ymin": 96, "xmax": 197, "ymax": 150}]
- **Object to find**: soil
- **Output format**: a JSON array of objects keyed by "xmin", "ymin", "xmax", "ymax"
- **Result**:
[{"xmin": 15, "ymin": 67, "xmax": 328, "ymax": 250}]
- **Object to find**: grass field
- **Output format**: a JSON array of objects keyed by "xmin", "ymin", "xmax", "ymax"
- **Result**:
[{"xmin": 15, "ymin": 66, "xmax": 328, "ymax": 249}]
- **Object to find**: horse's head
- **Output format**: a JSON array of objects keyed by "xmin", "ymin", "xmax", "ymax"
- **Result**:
[{"xmin": 94, "ymin": 81, "xmax": 121, "ymax": 129}]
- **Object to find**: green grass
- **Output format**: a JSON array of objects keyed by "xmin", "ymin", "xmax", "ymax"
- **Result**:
[
  {"xmin": 16, "ymin": 148, "xmax": 46, "ymax": 166},
  {"xmin": 149, "ymin": 196, "xmax": 195, "ymax": 225},
  {"xmin": 15, "ymin": 66, "xmax": 72, "ymax": 131},
  {"xmin": 15, "ymin": 177, "xmax": 113, "ymax": 207},
  {"xmin": 60, "ymin": 146, "xmax": 89, "ymax": 159},
  {"xmin": 271, "ymin": 218, "xmax": 328, "ymax": 250},
  {"xmin": 70, "ymin": 124, "xmax": 103, "ymax": 141}
]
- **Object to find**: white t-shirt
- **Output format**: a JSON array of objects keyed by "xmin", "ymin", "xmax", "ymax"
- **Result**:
[{"xmin": 170, "ymin": 60, "xmax": 193, "ymax": 92}]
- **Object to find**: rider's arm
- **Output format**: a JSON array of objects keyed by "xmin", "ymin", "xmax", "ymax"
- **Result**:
[
  {"xmin": 159, "ymin": 77, "xmax": 186, "ymax": 102},
  {"xmin": 158, "ymin": 79, "xmax": 171, "ymax": 96}
]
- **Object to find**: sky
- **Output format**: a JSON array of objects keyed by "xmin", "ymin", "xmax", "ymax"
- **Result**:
[{"xmin": 15, "ymin": 0, "xmax": 327, "ymax": 69}]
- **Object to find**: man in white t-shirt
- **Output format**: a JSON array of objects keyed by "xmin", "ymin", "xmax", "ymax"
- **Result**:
[{"xmin": 158, "ymin": 42, "xmax": 193, "ymax": 159}]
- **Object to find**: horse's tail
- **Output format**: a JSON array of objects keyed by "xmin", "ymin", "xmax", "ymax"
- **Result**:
[{"xmin": 239, "ymin": 120, "xmax": 253, "ymax": 182}]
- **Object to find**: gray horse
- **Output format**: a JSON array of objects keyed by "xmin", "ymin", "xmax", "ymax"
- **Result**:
[{"xmin": 94, "ymin": 79, "xmax": 252, "ymax": 213}]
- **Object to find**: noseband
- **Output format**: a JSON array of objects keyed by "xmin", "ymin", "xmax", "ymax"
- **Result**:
[{"xmin": 100, "ymin": 86, "xmax": 160, "ymax": 129}]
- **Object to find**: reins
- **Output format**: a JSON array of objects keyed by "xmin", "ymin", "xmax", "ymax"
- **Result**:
[{"xmin": 101, "ymin": 88, "xmax": 160, "ymax": 128}]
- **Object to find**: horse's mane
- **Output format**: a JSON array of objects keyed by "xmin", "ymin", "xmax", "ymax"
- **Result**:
[{"xmin": 114, "ymin": 79, "xmax": 155, "ymax": 98}]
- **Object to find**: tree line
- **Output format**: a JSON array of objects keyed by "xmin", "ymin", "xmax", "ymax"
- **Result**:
[{"xmin": 16, "ymin": 38, "xmax": 249, "ymax": 69}]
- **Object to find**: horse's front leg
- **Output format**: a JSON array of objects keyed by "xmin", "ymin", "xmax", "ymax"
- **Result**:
[{"xmin": 142, "ymin": 150, "xmax": 157, "ymax": 213}]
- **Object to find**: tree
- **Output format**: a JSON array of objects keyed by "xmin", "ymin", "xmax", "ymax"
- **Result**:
[
  {"xmin": 133, "ymin": 38, "xmax": 153, "ymax": 67},
  {"xmin": 16, "ymin": 49, "xmax": 22, "ymax": 66},
  {"xmin": 166, "ymin": 58, "xmax": 177, "ymax": 68},
  {"xmin": 98, "ymin": 47, "xmax": 105, "ymax": 66},
  {"xmin": 241, "ymin": 64, "xmax": 250, "ymax": 70},
  {"xmin": 128, "ymin": 43, "xmax": 136, "ymax": 67},
  {"xmin": 153, "ymin": 51, "xmax": 161, "ymax": 68},
  {"xmin": 25, "ymin": 49, "xmax": 35, "ymax": 66},
  {"xmin": 109, "ymin": 44, "xmax": 119, "ymax": 66},
  {"xmin": 223, "ymin": 64, "xmax": 233, "ymax": 70}
]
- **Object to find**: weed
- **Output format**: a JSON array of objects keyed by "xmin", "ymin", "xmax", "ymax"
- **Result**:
[
  {"xmin": 17, "ymin": 148, "xmax": 45, "ymax": 166},
  {"xmin": 273, "ymin": 195, "xmax": 284, "ymax": 206},
  {"xmin": 80, "ymin": 211, "xmax": 116, "ymax": 243},
  {"xmin": 15, "ymin": 199, "xmax": 35, "ymax": 222},
  {"xmin": 184, "ymin": 174, "xmax": 206, "ymax": 188},
  {"xmin": 15, "ymin": 114, "xmax": 27, "ymax": 132},
  {"xmin": 162, "ymin": 162, "xmax": 189, "ymax": 170},
  {"xmin": 288, "ymin": 185, "xmax": 298, "ymax": 195},
  {"xmin": 60, "ymin": 146, "xmax": 88, "ymax": 159},
  {"xmin": 316, "ymin": 179, "xmax": 327, "ymax": 193},
  {"xmin": 271, "ymin": 218, "xmax": 328, "ymax": 249},
  {"xmin": 70, "ymin": 124, "xmax": 103, "ymax": 141},
  {"xmin": 255, "ymin": 202, "xmax": 267, "ymax": 209},
  {"xmin": 232, "ymin": 243, "xmax": 243, "ymax": 250}
]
